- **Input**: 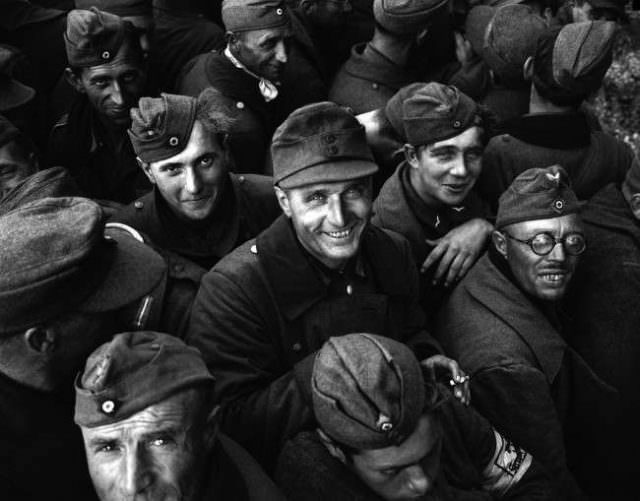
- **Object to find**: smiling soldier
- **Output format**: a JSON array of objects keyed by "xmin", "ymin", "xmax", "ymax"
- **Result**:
[
  {"xmin": 187, "ymin": 101, "xmax": 467, "ymax": 471},
  {"xmin": 48, "ymin": 8, "xmax": 151, "ymax": 203},
  {"xmin": 436, "ymin": 165, "xmax": 619, "ymax": 499}
]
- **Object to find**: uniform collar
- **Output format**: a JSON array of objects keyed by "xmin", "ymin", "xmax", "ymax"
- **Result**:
[
  {"xmin": 256, "ymin": 215, "xmax": 409, "ymax": 320},
  {"xmin": 344, "ymin": 42, "xmax": 415, "ymax": 90}
]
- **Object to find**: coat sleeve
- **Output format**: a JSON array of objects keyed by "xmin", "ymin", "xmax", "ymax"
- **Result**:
[
  {"xmin": 186, "ymin": 268, "xmax": 314, "ymax": 471},
  {"xmin": 470, "ymin": 365, "xmax": 587, "ymax": 500}
]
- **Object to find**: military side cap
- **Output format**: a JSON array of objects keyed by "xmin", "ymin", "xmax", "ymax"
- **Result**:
[
  {"xmin": 384, "ymin": 82, "xmax": 425, "ymax": 141},
  {"xmin": 129, "ymin": 93, "xmax": 197, "ymax": 163},
  {"xmin": 374, "ymin": 0, "xmax": 449, "ymax": 36},
  {"xmin": 272, "ymin": 101, "xmax": 378, "ymax": 189},
  {"xmin": 75, "ymin": 0, "xmax": 152, "ymax": 16},
  {"xmin": 399, "ymin": 82, "xmax": 480, "ymax": 146},
  {"xmin": 482, "ymin": 4, "xmax": 547, "ymax": 87},
  {"xmin": 75, "ymin": 331, "xmax": 213, "ymax": 427},
  {"xmin": 65, "ymin": 8, "xmax": 141, "ymax": 67},
  {"xmin": 0, "ymin": 46, "xmax": 35, "ymax": 112},
  {"xmin": 0, "ymin": 114, "xmax": 21, "ymax": 149},
  {"xmin": 496, "ymin": 165, "xmax": 580, "ymax": 229},
  {"xmin": 0, "ymin": 167, "xmax": 81, "ymax": 215},
  {"xmin": 312, "ymin": 334, "xmax": 425, "ymax": 450},
  {"xmin": 222, "ymin": 0, "xmax": 289, "ymax": 33},
  {"xmin": 0, "ymin": 197, "xmax": 165, "ymax": 333}
]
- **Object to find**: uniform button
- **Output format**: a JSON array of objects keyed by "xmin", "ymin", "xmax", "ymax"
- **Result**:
[
  {"xmin": 250, "ymin": 244, "xmax": 258, "ymax": 254},
  {"xmin": 346, "ymin": 284, "xmax": 353, "ymax": 295},
  {"xmin": 169, "ymin": 136, "xmax": 179, "ymax": 146},
  {"xmin": 327, "ymin": 145, "xmax": 338, "ymax": 155},
  {"xmin": 239, "ymin": 175, "xmax": 246, "ymax": 183},
  {"xmin": 323, "ymin": 134, "xmax": 336, "ymax": 144},
  {"xmin": 173, "ymin": 263, "xmax": 184, "ymax": 272},
  {"xmin": 372, "ymin": 83, "xmax": 379, "ymax": 90},
  {"xmin": 292, "ymin": 342, "xmax": 302, "ymax": 352},
  {"xmin": 276, "ymin": 7, "xmax": 284, "ymax": 14},
  {"xmin": 236, "ymin": 101, "xmax": 245, "ymax": 109},
  {"xmin": 453, "ymin": 120, "xmax": 461, "ymax": 128},
  {"xmin": 134, "ymin": 200, "xmax": 144, "ymax": 210},
  {"xmin": 101, "ymin": 400, "xmax": 115, "ymax": 414},
  {"xmin": 101, "ymin": 50, "xmax": 110, "ymax": 60}
]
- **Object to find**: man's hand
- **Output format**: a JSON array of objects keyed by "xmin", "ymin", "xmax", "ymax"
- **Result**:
[
  {"xmin": 454, "ymin": 31, "xmax": 476, "ymax": 67},
  {"xmin": 421, "ymin": 355, "xmax": 470, "ymax": 405},
  {"xmin": 422, "ymin": 218, "xmax": 493, "ymax": 288}
]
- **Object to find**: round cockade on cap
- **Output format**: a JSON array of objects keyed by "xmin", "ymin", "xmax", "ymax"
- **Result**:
[
  {"xmin": 101, "ymin": 50, "xmax": 110, "ymax": 60},
  {"xmin": 221, "ymin": 0, "xmax": 291, "ymax": 34},
  {"xmin": 554, "ymin": 199, "xmax": 564, "ymax": 211},
  {"xmin": 101, "ymin": 400, "xmax": 116, "ymax": 414},
  {"xmin": 168, "ymin": 136, "xmax": 179, "ymax": 147}
]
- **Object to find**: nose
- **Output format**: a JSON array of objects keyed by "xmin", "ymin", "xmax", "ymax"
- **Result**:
[
  {"xmin": 404, "ymin": 465, "xmax": 430, "ymax": 497},
  {"xmin": 110, "ymin": 80, "xmax": 124, "ymax": 106},
  {"xmin": 450, "ymin": 154, "xmax": 468, "ymax": 178},
  {"xmin": 326, "ymin": 195, "xmax": 346, "ymax": 228},
  {"xmin": 548, "ymin": 240, "xmax": 567, "ymax": 261},
  {"xmin": 275, "ymin": 40, "xmax": 288, "ymax": 65},
  {"xmin": 121, "ymin": 446, "xmax": 152, "ymax": 497},
  {"xmin": 184, "ymin": 166, "xmax": 203, "ymax": 195}
]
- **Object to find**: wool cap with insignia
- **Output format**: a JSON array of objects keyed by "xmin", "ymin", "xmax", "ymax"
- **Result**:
[
  {"xmin": 496, "ymin": 165, "xmax": 580, "ymax": 229},
  {"xmin": 222, "ymin": 0, "xmax": 290, "ymax": 33},
  {"xmin": 373, "ymin": 0, "xmax": 449, "ymax": 36},
  {"xmin": 74, "ymin": 0, "xmax": 152, "ymax": 17},
  {"xmin": 272, "ymin": 101, "xmax": 378, "ymax": 188},
  {"xmin": 74, "ymin": 331, "xmax": 214, "ymax": 427},
  {"xmin": 533, "ymin": 21, "xmax": 617, "ymax": 99},
  {"xmin": 386, "ymin": 82, "xmax": 481, "ymax": 146},
  {"xmin": 0, "ymin": 197, "xmax": 165, "ymax": 333},
  {"xmin": 65, "ymin": 7, "xmax": 143, "ymax": 67},
  {"xmin": 312, "ymin": 333, "xmax": 428, "ymax": 450}
]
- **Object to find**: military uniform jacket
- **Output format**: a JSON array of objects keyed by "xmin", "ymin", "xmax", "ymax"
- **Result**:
[
  {"xmin": 436, "ymin": 253, "xmax": 620, "ymax": 499},
  {"xmin": 47, "ymin": 95, "xmax": 151, "ymax": 203},
  {"xmin": 329, "ymin": 42, "xmax": 416, "ymax": 114},
  {"xmin": 276, "ymin": 397, "xmax": 553, "ymax": 501},
  {"xmin": 187, "ymin": 216, "xmax": 441, "ymax": 470},
  {"xmin": 177, "ymin": 50, "xmax": 281, "ymax": 173},
  {"xmin": 477, "ymin": 111, "xmax": 634, "ymax": 213}
]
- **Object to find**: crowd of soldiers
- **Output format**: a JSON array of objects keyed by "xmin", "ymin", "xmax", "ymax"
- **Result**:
[{"xmin": 0, "ymin": 0, "xmax": 637, "ymax": 499}]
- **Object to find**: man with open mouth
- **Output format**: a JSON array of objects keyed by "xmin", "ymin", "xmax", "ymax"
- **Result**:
[
  {"xmin": 186, "ymin": 101, "xmax": 467, "ymax": 473},
  {"xmin": 436, "ymin": 165, "xmax": 619, "ymax": 499}
]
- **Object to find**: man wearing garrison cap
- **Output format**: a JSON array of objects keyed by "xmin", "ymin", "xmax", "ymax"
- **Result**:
[
  {"xmin": 176, "ymin": 0, "xmax": 295, "ymax": 173},
  {"xmin": 437, "ymin": 165, "xmax": 620, "ymax": 498},
  {"xmin": 372, "ymin": 82, "xmax": 494, "ymax": 323},
  {"xmin": 477, "ymin": 20, "xmax": 635, "ymax": 213},
  {"xmin": 47, "ymin": 7, "xmax": 151, "ymax": 203},
  {"xmin": 75, "ymin": 331, "xmax": 285, "ymax": 500},
  {"xmin": 276, "ymin": 333, "xmax": 553, "ymax": 499},
  {"xmin": 111, "ymin": 90, "xmax": 280, "ymax": 271},
  {"xmin": 187, "ymin": 101, "xmax": 467, "ymax": 471},
  {"xmin": 0, "ymin": 197, "xmax": 166, "ymax": 500}
]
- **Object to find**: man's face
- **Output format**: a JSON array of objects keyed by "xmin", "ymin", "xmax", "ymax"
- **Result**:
[
  {"xmin": 349, "ymin": 414, "xmax": 443, "ymax": 501},
  {"xmin": 143, "ymin": 121, "xmax": 229, "ymax": 222},
  {"xmin": 70, "ymin": 43, "xmax": 146, "ymax": 128},
  {"xmin": 0, "ymin": 140, "xmax": 37, "ymax": 198},
  {"xmin": 499, "ymin": 214, "xmax": 583, "ymax": 301},
  {"xmin": 276, "ymin": 177, "xmax": 372, "ymax": 270},
  {"xmin": 407, "ymin": 126, "xmax": 484, "ymax": 208},
  {"xmin": 233, "ymin": 25, "xmax": 292, "ymax": 83},
  {"xmin": 82, "ymin": 389, "xmax": 211, "ymax": 501}
]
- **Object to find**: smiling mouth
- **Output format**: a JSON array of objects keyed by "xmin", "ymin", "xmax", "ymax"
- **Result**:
[
  {"xmin": 324, "ymin": 227, "xmax": 354, "ymax": 239},
  {"xmin": 444, "ymin": 183, "xmax": 469, "ymax": 193},
  {"xmin": 539, "ymin": 271, "xmax": 569, "ymax": 284}
]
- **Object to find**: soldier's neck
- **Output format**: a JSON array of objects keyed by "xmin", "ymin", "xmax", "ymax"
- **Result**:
[{"xmin": 369, "ymin": 30, "xmax": 411, "ymax": 66}]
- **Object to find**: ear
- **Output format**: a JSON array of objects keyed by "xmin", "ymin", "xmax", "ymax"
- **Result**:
[
  {"xmin": 316, "ymin": 428, "xmax": 347, "ymax": 464},
  {"xmin": 274, "ymin": 185, "xmax": 292, "ymax": 217},
  {"xmin": 404, "ymin": 143, "xmax": 419, "ymax": 168},
  {"xmin": 630, "ymin": 194, "xmax": 640, "ymax": 221},
  {"xmin": 24, "ymin": 326, "xmax": 57, "ymax": 354},
  {"xmin": 523, "ymin": 56, "xmax": 534, "ymax": 82},
  {"xmin": 64, "ymin": 67, "xmax": 86, "ymax": 94},
  {"xmin": 492, "ymin": 230, "xmax": 508, "ymax": 258},
  {"xmin": 227, "ymin": 31, "xmax": 240, "ymax": 52},
  {"xmin": 138, "ymin": 158, "xmax": 156, "ymax": 184}
]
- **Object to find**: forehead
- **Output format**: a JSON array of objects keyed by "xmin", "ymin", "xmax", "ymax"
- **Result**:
[
  {"xmin": 150, "ymin": 121, "xmax": 224, "ymax": 169},
  {"xmin": 425, "ymin": 126, "xmax": 483, "ymax": 151},
  {"xmin": 243, "ymin": 24, "xmax": 293, "ymax": 43},
  {"xmin": 506, "ymin": 213, "xmax": 583, "ymax": 236},
  {"xmin": 290, "ymin": 176, "xmax": 370, "ymax": 194},
  {"xmin": 357, "ymin": 414, "xmax": 441, "ymax": 469}
]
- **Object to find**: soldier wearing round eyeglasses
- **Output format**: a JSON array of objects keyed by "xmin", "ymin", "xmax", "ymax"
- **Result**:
[{"xmin": 435, "ymin": 165, "xmax": 620, "ymax": 499}]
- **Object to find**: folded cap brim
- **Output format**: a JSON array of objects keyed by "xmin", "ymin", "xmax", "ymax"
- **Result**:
[
  {"xmin": 0, "ymin": 78, "xmax": 36, "ymax": 112},
  {"xmin": 277, "ymin": 159, "xmax": 379, "ymax": 189},
  {"xmin": 79, "ymin": 227, "xmax": 166, "ymax": 313}
]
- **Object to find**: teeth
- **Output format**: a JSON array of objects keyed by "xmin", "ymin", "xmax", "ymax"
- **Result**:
[
  {"xmin": 541, "ymin": 274, "xmax": 564, "ymax": 282},
  {"xmin": 326, "ymin": 229, "xmax": 352, "ymax": 239}
]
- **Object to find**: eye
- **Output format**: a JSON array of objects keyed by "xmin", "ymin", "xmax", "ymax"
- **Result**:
[
  {"xmin": 199, "ymin": 154, "xmax": 214, "ymax": 167},
  {"xmin": 344, "ymin": 185, "xmax": 365, "ymax": 199},
  {"xmin": 380, "ymin": 467, "xmax": 400, "ymax": 477},
  {"xmin": 149, "ymin": 435, "xmax": 174, "ymax": 447},
  {"xmin": 92, "ymin": 78, "xmax": 109, "ymax": 88},
  {"xmin": 95, "ymin": 441, "xmax": 119, "ymax": 453},
  {"xmin": 305, "ymin": 192, "xmax": 327, "ymax": 204},
  {"xmin": 121, "ymin": 71, "xmax": 139, "ymax": 84},
  {"xmin": 464, "ymin": 148, "xmax": 483, "ymax": 161}
]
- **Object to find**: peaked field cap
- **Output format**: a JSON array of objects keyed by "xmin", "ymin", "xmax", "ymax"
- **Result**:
[
  {"xmin": 222, "ymin": 0, "xmax": 290, "ymax": 33},
  {"xmin": 397, "ymin": 82, "xmax": 480, "ymax": 146},
  {"xmin": 75, "ymin": 0, "xmax": 152, "ymax": 16},
  {"xmin": 312, "ymin": 333, "xmax": 426, "ymax": 450},
  {"xmin": 65, "ymin": 8, "xmax": 142, "ymax": 67},
  {"xmin": 0, "ymin": 197, "xmax": 165, "ymax": 333},
  {"xmin": 496, "ymin": 165, "xmax": 580, "ymax": 228},
  {"xmin": 551, "ymin": 21, "xmax": 617, "ymax": 94},
  {"xmin": 482, "ymin": 4, "xmax": 547, "ymax": 85},
  {"xmin": 129, "ymin": 93, "xmax": 197, "ymax": 163},
  {"xmin": 75, "ymin": 331, "xmax": 214, "ymax": 428},
  {"xmin": 374, "ymin": 0, "xmax": 449, "ymax": 36},
  {"xmin": 272, "ymin": 101, "xmax": 378, "ymax": 189}
]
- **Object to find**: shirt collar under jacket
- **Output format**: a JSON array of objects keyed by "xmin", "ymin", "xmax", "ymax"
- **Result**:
[{"xmin": 224, "ymin": 45, "xmax": 279, "ymax": 102}]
